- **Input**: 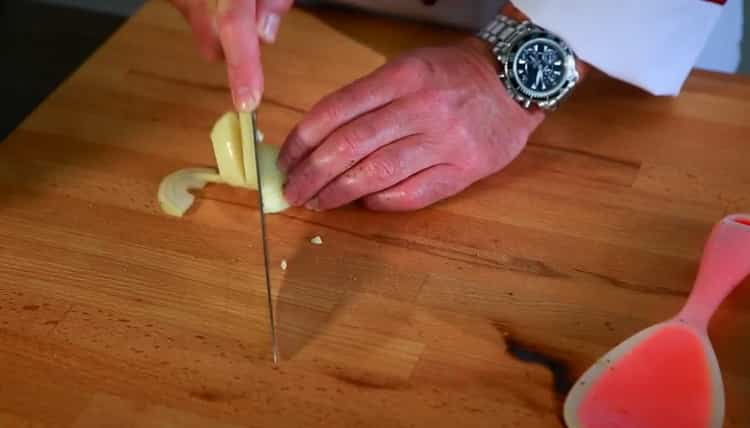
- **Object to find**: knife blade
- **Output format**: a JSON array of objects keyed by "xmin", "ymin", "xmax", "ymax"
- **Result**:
[{"xmin": 250, "ymin": 111, "xmax": 279, "ymax": 365}]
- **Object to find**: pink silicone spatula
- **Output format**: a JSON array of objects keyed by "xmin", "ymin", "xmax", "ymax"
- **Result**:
[{"xmin": 563, "ymin": 214, "xmax": 750, "ymax": 428}]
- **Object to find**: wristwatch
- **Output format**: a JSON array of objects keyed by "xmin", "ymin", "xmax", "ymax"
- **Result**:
[{"xmin": 476, "ymin": 15, "xmax": 579, "ymax": 111}]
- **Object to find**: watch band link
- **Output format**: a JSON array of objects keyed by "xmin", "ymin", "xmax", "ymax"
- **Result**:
[{"xmin": 476, "ymin": 15, "xmax": 520, "ymax": 52}]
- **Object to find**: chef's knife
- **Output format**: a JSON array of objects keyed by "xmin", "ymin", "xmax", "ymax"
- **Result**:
[{"xmin": 250, "ymin": 111, "xmax": 279, "ymax": 365}]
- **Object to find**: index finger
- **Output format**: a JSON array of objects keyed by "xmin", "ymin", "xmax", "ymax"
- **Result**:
[
  {"xmin": 216, "ymin": 0, "xmax": 263, "ymax": 111},
  {"xmin": 277, "ymin": 56, "xmax": 429, "ymax": 172}
]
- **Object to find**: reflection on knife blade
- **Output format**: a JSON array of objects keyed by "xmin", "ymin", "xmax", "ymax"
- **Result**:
[{"xmin": 248, "ymin": 111, "xmax": 280, "ymax": 365}]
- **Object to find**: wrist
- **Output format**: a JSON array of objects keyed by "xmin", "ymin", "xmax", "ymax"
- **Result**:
[
  {"xmin": 458, "ymin": 36, "xmax": 545, "ymax": 127},
  {"xmin": 459, "ymin": 37, "xmax": 500, "ymax": 71}
]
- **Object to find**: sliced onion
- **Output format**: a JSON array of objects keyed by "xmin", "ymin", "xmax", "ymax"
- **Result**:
[
  {"xmin": 210, "ymin": 112, "xmax": 246, "ymax": 187},
  {"xmin": 157, "ymin": 168, "xmax": 221, "ymax": 217},
  {"xmin": 255, "ymin": 143, "xmax": 291, "ymax": 213},
  {"xmin": 239, "ymin": 111, "xmax": 258, "ymax": 189},
  {"xmin": 159, "ymin": 111, "xmax": 291, "ymax": 217}
]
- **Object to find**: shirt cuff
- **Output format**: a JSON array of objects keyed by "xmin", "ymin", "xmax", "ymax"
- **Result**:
[{"xmin": 510, "ymin": 0, "xmax": 727, "ymax": 96}]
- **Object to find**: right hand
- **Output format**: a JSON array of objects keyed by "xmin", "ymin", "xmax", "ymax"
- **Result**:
[{"xmin": 169, "ymin": 0, "xmax": 294, "ymax": 111}]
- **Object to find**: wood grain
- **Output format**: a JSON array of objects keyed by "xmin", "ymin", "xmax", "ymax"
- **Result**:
[{"xmin": 1, "ymin": 1, "xmax": 749, "ymax": 427}]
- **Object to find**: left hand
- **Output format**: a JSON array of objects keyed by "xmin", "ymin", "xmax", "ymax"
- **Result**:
[{"xmin": 277, "ymin": 38, "xmax": 545, "ymax": 211}]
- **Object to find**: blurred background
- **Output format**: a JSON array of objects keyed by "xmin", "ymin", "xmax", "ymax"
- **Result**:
[{"xmin": 1, "ymin": 0, "xmax": 748, "ymax": 139}]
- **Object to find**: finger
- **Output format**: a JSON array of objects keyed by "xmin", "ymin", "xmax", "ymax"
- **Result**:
[
  {"xmin": 282, "ymin": 97, "xmax": 422, "ymax": 206},
  {"xmin": 308, "ymin": 135, "xmax": 441, "ymax": 211},
  {"xmin": 216, "ymin": 0, "xmax": 263, "ymax": 111},
  {"xmin": 186, "ymin": 0, "xmax": 223, "ymax": 61},
  {"xmin": 362, "ymin": 164, "xmax": 469, "ymax": 212},
  {"xmin": 278, "ymin": 57, "xmax": 427, "ymax": 172},
  {"xmin": 257, "ymin": 0, "xmax": 294, "ymax": 43}
]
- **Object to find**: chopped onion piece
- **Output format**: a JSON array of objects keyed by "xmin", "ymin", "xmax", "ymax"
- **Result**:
[
  {"xmin": 158, "ymin": 168, "xmax": 221, "ymax": 217},
  {"xmin": 210, "ymin": 112, "xmax": 246, "ymax": 187},
  {"xmin": 310, "ymin": 236, "xmax": 323, "ymax": 245}
]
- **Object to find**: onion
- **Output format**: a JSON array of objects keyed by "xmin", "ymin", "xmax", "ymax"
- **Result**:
[{"xmin": 158, "ymin": 111, "xmax": 291, "ymax": 217}]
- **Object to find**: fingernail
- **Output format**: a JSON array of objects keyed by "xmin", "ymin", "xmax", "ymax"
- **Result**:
[
  {"xmin": 305, "ymin": 198, "xmax": 320, "ymax": 212},
  {"xmin": 234, "ymin": 87, "xmax": 260, "ymax": 112},
  {"xmin": 259, "ymin": 14, "xmax": 280, "ymax": 43}
]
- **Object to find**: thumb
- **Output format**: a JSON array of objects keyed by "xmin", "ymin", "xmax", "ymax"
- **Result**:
[{"xmin": 257, "ymin": 0, "xmax": 294, "ymax": 43}]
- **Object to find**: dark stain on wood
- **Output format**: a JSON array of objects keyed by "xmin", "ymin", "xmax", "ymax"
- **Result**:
[
  {"xmin": 491, "ymin": 320, "xmax": 574, "ymax": 402},
  {"xmin": 22, "ymin": 305, "xmax": 40, "ymax": 311},
  {"xmin": 527, "ymin": 142, "xmax": 642, "ymax": 170},
  {"xmin": 575, "ymin": 268, "xmax": 688, "ymax": 297},
  {"xmin": 189, "ymin": 386, "xmax": 244, "ymax": 403},
  {"xmin": 504, "ymin": 336, "xmax": 573, "ymax": 398},
  {"xmin": 329, "ymin": 371, "xmax": 408, "ymax": 391}
]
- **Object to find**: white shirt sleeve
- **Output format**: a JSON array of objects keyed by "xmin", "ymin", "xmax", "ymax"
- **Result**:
[{"xmin": 510, "ymin": 0, "xmax": 731, "ymax": 96}]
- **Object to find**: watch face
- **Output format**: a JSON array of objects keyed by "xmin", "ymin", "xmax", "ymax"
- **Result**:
[{"xmin": 511, "ymin": 37, "xmax": 568, "ymax": 98}]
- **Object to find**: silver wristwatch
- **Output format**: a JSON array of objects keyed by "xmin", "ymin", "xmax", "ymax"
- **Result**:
[{"xmin": 477, "ymin": 15, "xmax": 579, "ymax": 110}]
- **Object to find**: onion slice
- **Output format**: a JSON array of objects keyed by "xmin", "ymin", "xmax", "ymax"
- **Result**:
[
  {"xmin": 210, "ymin": 112, "xmax": 246, "ymax": 187},
  {"xmin": 157, "ymin": 168, "xmax": 221, "ymax": 217},
  {"xmin": 158, "ymin": 111, "xmax": 290, "ymax": 217}
]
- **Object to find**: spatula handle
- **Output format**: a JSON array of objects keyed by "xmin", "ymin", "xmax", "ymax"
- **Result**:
[{"xmin": 677, "ymin": 214, "xmax": 750, "ymax": 330}]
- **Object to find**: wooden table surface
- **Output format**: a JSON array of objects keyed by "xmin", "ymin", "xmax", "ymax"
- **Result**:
[{"xmin": 2, "ymin": 1, "xmax": 749, "ymax": 426}]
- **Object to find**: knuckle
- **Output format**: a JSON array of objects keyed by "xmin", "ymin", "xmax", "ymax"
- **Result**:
[
  {"xmin": 464, "ymin": 144, "xmax": 490, "ymax": 171},
  {"xmin": 346, "ymin": 78, "xmax": 381, "ymax": 110},
  {"xmin": 388, "ymin": 55, "xmax": 434, "ymax": 86},
  {"xmin": 415, "ymin": 89, "xmax": 453, "ymax": 116},
  {"xmin": 451, "ymin": 122, "xmax": 473, "ymax": 143},
  {"xmin": 305, "ymin": 152, "xmax": 330, "ymax": 177},
  {"xmin": 321, "ymin": 178, "xmax": 354, "ymax": 205},
  {"xmin": 337, "ymin": 122, "xmax": 377, "ymax": 154},
  {"xmin": 364, "ymin": 190, "xmax": 415, "ymax": 212},
  {"xmin": 360, "ymin": 158, "xmax": 397, "ymax": 181},
  {"xmin": 292, "ymin": 122, "xmax": 315, "ymax": 148},
  {"xmin": 317, "ymin": 98, "xmax": 347, "ymax": 129},
  {"xmin": 336, "ymin": 131, "xmax": 361, "ymax": 156}
]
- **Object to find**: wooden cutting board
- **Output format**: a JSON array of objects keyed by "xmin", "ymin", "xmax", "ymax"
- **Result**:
[{"xmin": 1, "ymin": 1, "xmax": 749, "ymax": 427}]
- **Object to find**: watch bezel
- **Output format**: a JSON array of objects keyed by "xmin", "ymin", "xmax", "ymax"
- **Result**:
[{"xmin": 495, "ymin": 24, "xmax": 579, "ymax": 110}]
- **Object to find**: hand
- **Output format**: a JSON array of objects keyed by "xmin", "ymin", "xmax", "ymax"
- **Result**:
[
  {"xmin": 169, "ymin": 0, "xmax": 293, "ymax": 111},
  {"xmin": 277, "ymin": 38, "xmax": 545, "ymax": 211}
]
